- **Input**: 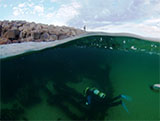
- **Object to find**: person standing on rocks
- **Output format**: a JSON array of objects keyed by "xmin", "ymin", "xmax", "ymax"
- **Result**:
[{"xmin": 83, "ymin": 25, "xmax": 86, "ymax": 31}]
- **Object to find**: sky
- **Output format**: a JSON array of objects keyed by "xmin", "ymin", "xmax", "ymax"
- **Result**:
[{"xmin": 0, "ymin": 0, "xmax": 160, "ymax": 38}]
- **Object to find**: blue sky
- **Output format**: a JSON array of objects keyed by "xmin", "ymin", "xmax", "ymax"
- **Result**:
[{"xmin": 0, "ymin": 0, "xmax": 160, "ymax": 38}]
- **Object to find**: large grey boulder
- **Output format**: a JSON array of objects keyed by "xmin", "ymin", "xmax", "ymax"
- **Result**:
[
  {"xmin": 32, "ymin": 32, "xmax": 41, "ymax": 40},
  {"xmin": 40, "ymin": 32, "xmax": 50, "ymax": 41},
  {"xmin": 3, "ymin": 29, "xmax": 20, "ymax": 40}
]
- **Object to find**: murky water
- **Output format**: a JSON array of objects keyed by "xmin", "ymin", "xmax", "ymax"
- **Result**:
[{"xmin": 1, "ymin": 35, "xmax": 160, "ymax": 120}]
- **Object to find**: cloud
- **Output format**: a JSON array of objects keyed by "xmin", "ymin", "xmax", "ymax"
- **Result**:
[
  {"xmin": 18, "ymin": 3, "xmax": 25, "ymax": 8},
  {"xmin": 66, "ymin": 0, "xmax": 160, "ymax": 38},
  {"xmin": 45, "ymin": 1, "xmax": 81, "ymax": 25},
  {"xmin": 88, "ymin": 18, "xmax": 160, "ymax": 38},
  {"xmin": 7, "ymin": 0, "xmax": 160, "ymax": 38},
  {"xmin": 13, "ymin": 2, "xmax": 29, "ymax": 16},
  {"xmin": 13, "ymin": 5, "xmax": 25, "ymax": 16},
  {"xmin": 12, "ymin": 2, "xmax": 45, "ymax": 16},
  {"xmin": 3, "ymin": 4, "xmax": 7, "ymax": 8},
  {"xmin": 34, "ymin": 5, "xmax": 44, "ymax": 13},
  {"xmin": 50, "ymin": 0, "xmax": 58, "ymax": 2},
  {"xmin": 11, "ymin": 1, "xmax": 80, "ymax": 26},
  {"xmin": 68, "ymin": 0, "xmax": 160, "ymax": 26}
]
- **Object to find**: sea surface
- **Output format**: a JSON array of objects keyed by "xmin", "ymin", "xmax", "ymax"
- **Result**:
[{"xmin": 1, "ymin": 35, "xmax": 160, "ymax": 120}]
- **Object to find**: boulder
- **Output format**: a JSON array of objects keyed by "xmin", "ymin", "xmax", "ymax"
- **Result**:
[
  {"xmin": 49, "ymin": 34, "xmax": 57, "ymax": 41},
  {"xmin": 58, "ymin": 34, "xmax": 70, "ymax": 40},
  {"xmin": 70, "ymin": 30, "xmax": 76, "ymax": 36},
  {"xmin": 26, "ymin": 36, "xmax": 34, "ymax": 42},
  {"xmin": 35, "ymin": 24, "xmax": 42, "ymax": 30},
  {"xmin": 26, "ymin": 32, "xmax": 32, "ymax": 38},
  {"xmin": 0, "ymin": 25, "xmax": 2, "ymax": 36},
  {"xmin": 3, "ymin": 29, "xmax": 20, "ymax": 40},
  {"xmin": 19, "ymin": 31, "xmax": 27, "ymax": 38},
  {"xmin": 18, "ymin": 26, "xmax": 24, "ymax": 31},
  {"xmin": 2, "ymin": 21, "xmax": 11, "ymax": 30},
  {"xmin": 30, "ymin": 23, "xmax": 36, "ymax": 30},
  {"xmin": 32, "ymin": 32, "xmax": 41, "ymax": 40},
  {"xmin": 19, "ymin": 38, "xmax": 25, "ymax": 43},
  {"xmin": 11, "ymin": 26, "xmax": 18, "ymax": 30},
  {"xmin": 0, "ymin": 38, "xmax": 10, "ymax": 44},
  {"xmin": 12, "ymin": 40, "xmax": 19, "ymax": 43},
  {"xmin": 40, "ymin": 32, "xmax": 49, "ymax": 41}
]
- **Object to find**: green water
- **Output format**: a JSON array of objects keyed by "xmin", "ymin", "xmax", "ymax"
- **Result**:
[{"xmin": 1, "ymin": 35, "xmax": 160, "ymax": 120}]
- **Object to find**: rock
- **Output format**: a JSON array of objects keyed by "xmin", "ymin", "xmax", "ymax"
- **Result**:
[
  {"xmin": 30, "ymin": 23, "xmax": 36, "ymax": 30},
  {"xmin": 11, "ymin": 26, "xmax": 18, "ymax": 30},
  {"xmin": 3, "ymin": 29, "xmax": 20, "ymax": 40},
  {"xmin": 0, "ymin": 25, "xmax": 2, "ymax": 36},
  {"xmin": 32, "ymin": 32, "xmax": 41, "ymax": 40},
  {"xmin": 26, "ymin": 36, "xmax": 34, "ymax": 42},
  {"xmin": 0, "ymin": 20, "xmax": 86, "ymax": 44},
  {"xmin": 49, "ymin": 34, "xmax": 57, "ymax": 41},
  {"xmin": 19, "ymin": 38, "xmax": 25, "ymax": 43},
  {"xmin": 12, "ymin": 40, "xmax": 19, "ymax": 43},
  {"xmin": 40, "ymin": 32, "xmax": 49, "ymax": 41},
  {"xmin": 70, "ymin": 30, "xmax": 76, "ymax": 36},
  {"xmin": 2, "ymin": 21, "xmax": 11, "ymax": 31},
  {"xmin": 75, "ymin": 29, "xmax": 84, "ymax": 35},
  {"xmin": 0, "ymin": 38, "xmax": 10, "ymax": 44},
  {"xmin": 26, "ymin": 32, "xmax": 32, "ymax": 38},
  {"xmin": 35, "ymin": 24, "xmax": 42, "ymax": 30},
  {"xmin": 58, "ymin": 34, "xmax": 70, "ymax": 40},
  {"xmin": 18, "ymin": 26, "xmax": 24, "ymax": 31},
  {"xmin": 19, "ymin": 31, "xmax": 27, "ymax": 38}
]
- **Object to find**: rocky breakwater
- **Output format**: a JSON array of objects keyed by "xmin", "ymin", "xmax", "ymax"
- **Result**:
[{"xmin": 0, "ymin": 20, "xmax": 85, "ymax": 44}]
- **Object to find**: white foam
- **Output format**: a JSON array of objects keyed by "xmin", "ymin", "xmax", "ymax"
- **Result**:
[{"xmin": 0, "ymin": 38, "xmax": 75, "ymax": 59}]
